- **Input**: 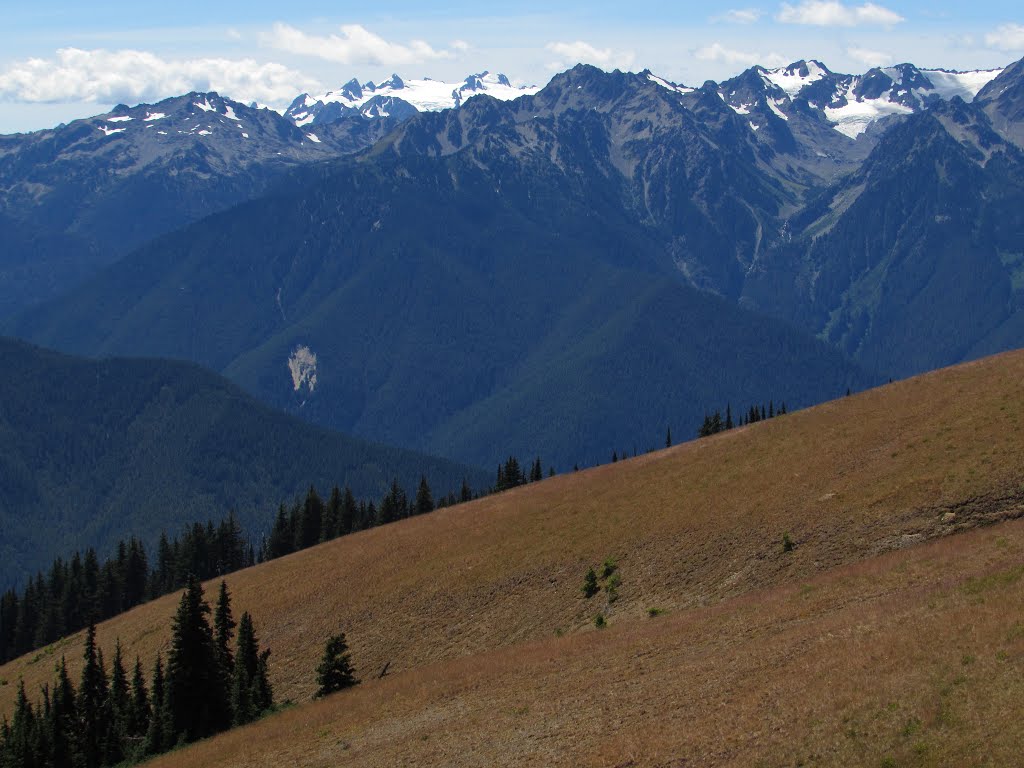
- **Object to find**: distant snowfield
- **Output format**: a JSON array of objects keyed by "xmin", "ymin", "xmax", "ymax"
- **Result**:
[{"xmin": 288, "ymin": 71, "xmax": 541, "ymax": 125}]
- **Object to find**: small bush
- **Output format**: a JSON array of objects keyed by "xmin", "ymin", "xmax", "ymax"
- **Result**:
[
  {"xmin": 600, "ymin": 558, "xmax": 618, "ymax": 580},
  {"xmin": 594, "ymin": 614, "xmax": 607, "ymax": 629},
  {"xmin": 647, "ymin": 607, "xmax": 665, "ymax": 618},
  {"xmin": 582, "ymin": 567, "xmax": 599, "ymax": 598},
  {"xmin": 782, "ymin": 532, "xmax": 795, "ymax": 552},
  {"xmin": 604, "ymin": 572, "xmax": 621, "ymax": 603}
]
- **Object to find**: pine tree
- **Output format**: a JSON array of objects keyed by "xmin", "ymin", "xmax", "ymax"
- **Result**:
[
  {"xmin": 414, "ymin": 476, "xmax": 434, "ymax": 516},
  {"xmin": 78, "ymin": 623, "xmax": 107, "ymax": 768},
  {"xmin": 324, "ymin": 486, "xmax": 342, "ymax": 541},
  {"xmin": 459, "ymin": 478, "xmax": 473, "ymax": 504},
  {"xmin": 8, "ymin": 680, "xmax": 39, "ymax": 768},
  {"xmin": 165, "ymin": 576, "xmax": 229, "ymax": 743},
  {"xmin": 340, "ymin": 486, "xmax": 358, "ymax": 536},
  {"xmin": 128, "ymin": 657, "xmax": 150, "ymax": 739},
  {"xmin": 665, "ymin": 426, "xmax": 672, "ymax": 448},
  {"xmin": 726, "ymin": 404, "xmax": 734, "ymax": 430},
  {"xmin": 214, "ymin": 580, "xmax": 236, "ymax": 679},
  {"xmin": 144, "ymin": 654, "xmax": 166, "ymax": 756},
  {"xmin": 315, "ymin": 632, "xmax": 358, "ymax": 697},
  {"xmin": 230, "ymin": 612, "xmax": 273, "ymax": 725},
  {"xmin": 582, "ymin": 567, "xmax": 599, "ymax": 598},
  {"xmin": 102, "ymin": 640, "xmax": 130, "ymax": 765},
  {"xmin": 49, "ymin": 657, "xmax": 77, "ymax": 768}
]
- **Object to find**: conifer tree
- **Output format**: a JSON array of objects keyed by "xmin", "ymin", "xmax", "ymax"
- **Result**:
[
  {"xmin": 315, "ymin": 631, "xmax": 358, "ymax": 697},
  {"xmin": 324, "ymin": 486, "xmax": 342, "ymax": 541},
  {"xmin": 340, "ymin": 486, "xmax": 358, "ymax": 536},
  {"xmin": 415, "ymin": 476, "xmax": 434, "ymax": 516},
  {"xmin": 165, "ymin": 576, "xmax": 228, "ymax": 743},
  {"xmin": 102, "ymin": 640, "xmax": 130, "ymax": 765},
  {"xmin": 49, "ymin": 657, "xmax": 78, "ymax": 768},
  {"xmin": 230, "ymin": 612, "xmax": 273, "ymax": 725},
  {"xmin": 214, "ymin": 580, "xmax": 236, "ymax": 681},
  {"xmin": 459, "ymin": 479, "xmax": 473, "ymax": 504},
  {"xmin": 78, "ymin": 623, "xmax": 108, "ymax": 768},
  {"xmin": 128, "ymin": 657, "xmax": 150, "ymax": 739},
  {"xmin": 144, "ymin": 655, "xmax": 166, "ymax": 756},
  {"xmin": 665, "ymin": 426, "xmax": 672, "ymax": 448}
]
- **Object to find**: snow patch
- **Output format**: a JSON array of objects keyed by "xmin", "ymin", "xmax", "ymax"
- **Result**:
[
  {"xmin": 223, "ymin": 104, "xmax": 240, "ymax": 120},
  {"xmin": 768, "ymin": 98, "xmax": 789, "ymax": 121},
  {"xmin": 305, "ymin": 132, "xmax": 321, "ymax": 143},
  {"xmin": 144, "ymin": 112, "xmax": 167, "ymax": 121},
  {"xmin": 288, "ymin": 346, "xmax": 318, "ymax": 394},
  {"xmin": 920, "ymin": 68, "xmax": 1002, "ymax": 102},
  {"xmin": 98, "ymin": 126, "xmax": 126, "ymax": 136},
  {"xmin": 194, "ymin": 97, "xmax": 216, "ymax": 112},
  {"xmin": 106, "ymin": 115, "xmax": 133, "ymax": 123},
  {"xmin": 824, "ymin": 85, "xmax": 913, "ymax": 138},
  {"xmin": 647, "ymin": 72, "xmax": 694, "ymax": 95},
  {"xmin": 197, "ymin": 129, "xmax": 212, "ymax": 136}
]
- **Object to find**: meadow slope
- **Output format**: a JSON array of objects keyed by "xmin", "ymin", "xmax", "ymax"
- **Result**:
[{"xmin": 3, "ymin": 349, "xmax": 1024, "ymax": 765}]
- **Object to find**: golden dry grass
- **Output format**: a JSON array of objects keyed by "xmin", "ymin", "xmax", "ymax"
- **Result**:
[
  {"xmin": 146, "ymin": 518, "xmax": 1024, "ymax": 767},
  {"xmin": 3, "ymin": 348, "xmax": 1024, "ymax": 765}
]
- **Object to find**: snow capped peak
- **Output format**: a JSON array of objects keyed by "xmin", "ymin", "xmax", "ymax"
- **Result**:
[
  {"xmin": 285, "ymin": 71, "xmax": 540, "ymax": 126},
  {"xmin": 763, "ymin": 60, "xmax": 830, "ymax": 97}
]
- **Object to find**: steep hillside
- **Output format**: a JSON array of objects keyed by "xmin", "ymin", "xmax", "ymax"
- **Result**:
[
  {"xmin": 0, "ymin": 337, "xmax": 487, "ymax": 588},
  {"xmin": 4, "ymin": 347, "xmax": 1023, "ymax": 762}
]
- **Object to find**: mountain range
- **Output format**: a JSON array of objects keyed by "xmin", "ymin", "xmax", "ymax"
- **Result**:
[{"xmin": 5, "ymin": 55, "xmax": 1024, "ymax": 469}]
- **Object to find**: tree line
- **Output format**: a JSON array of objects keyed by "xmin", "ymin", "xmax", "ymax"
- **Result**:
[
  {"xmin": 2, "ymin": 462, "xmax": 554, "ymax": 667},
  {"xmin": 695, "ymin": 400, "xmax": 787, "ymax": 439},
  {"xmin": 0, "ymin": 578, "xmax": 271, "ymax": 768},
  {"xmin": 0, "ymin": 516, "xmax": 253, "ymax": 666}
]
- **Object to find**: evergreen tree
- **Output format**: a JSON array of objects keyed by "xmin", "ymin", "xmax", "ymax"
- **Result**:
[
  {"xmin": 414, "ymin": 476, "xmax": 434, "ymax": 516},
  {"xmin": 214, "ymin": 580, "xmax": 236, "ymax": 680},
  {"xmin": 165, "ymin": 576, "xmax": 229, "ymax": 743},
  {"xmin": 48, "ymin": 657, "xmax": 77, "ymax": 768},
  {"xmin": 323, "ymin": 486, "xmax": 342, "ymax": 541},
  {"xmin": 78, "ymin": 623, "xmax": 108, "ymax": 768},
  {"xmin": 726, "ymin": 404, "xmax": 734, "ymax": 430},
  {"xmin": 340, "ymin": 487, "xmax": 358, "ymax": 536},
  {"xmin": 102, "ymin": 640, "xmax": 129, "ymax": 765},
  {"xmin": 665, "ymin": 426, "xmax": 672, "ymax": 448},
  {"xmin": 144, "ymin": 655, "xmax": 166, "ymax": 756},
  {"xmin": 459, "ymin": 479, "xmax": 473, "ymax": 504},
  {"xmin": 8, "ymin": 681, "xmax": 39, "ymax": 768},
  {"xmin": 230, "ymin": 612, "xmax": 273, "ymax": 725},
  {"xmin": 315, "ymin": 631, "xmax": 358, "ymax": 697},
  {"xmin": 128, "ymin": 657, "xmax": 151, "ymax": 739}
]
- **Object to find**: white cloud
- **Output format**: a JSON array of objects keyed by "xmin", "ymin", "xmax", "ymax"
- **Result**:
[
  {"xmin": 545, "ymin": 40, "xmax": 636, "ymax": 70},
  {"xmin": 263, "ymin": 23, "xmax": 458, "ymax": 65},
  {"xmin": 0, "ymin": 48, "xmax": 316, "ymax": 109},
  {"xmin": 695, "ymin": 43, "xmax": 787, "ymax": 69},
  {"xmin": 985, "ymin": 23, "xmax": 1024, "ymax": 52},
  {"xmin": 847, "ymin": 46, "xmax": 893, "ymax": 67},
  {"xmin": 777, "ymin": 1, "xmax": 904, "ymax": 27},
  {"xmin": 714, "ymin": 8, "xmax": 764, "ymax": 24}
]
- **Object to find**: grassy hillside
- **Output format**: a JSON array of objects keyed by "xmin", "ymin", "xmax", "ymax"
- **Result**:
[
  {"xmin": 3, "ymin": 348, "xmax": 1024, "ymax": 764},
  {"xmin": 0, "ymin": 336, "xmax": 488, "ymax": 588}
]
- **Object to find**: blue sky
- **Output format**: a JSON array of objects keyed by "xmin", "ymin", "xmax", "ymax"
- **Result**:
[{"xmin": 2, "ymin": 1, "xmax": 1022, "ymax": 133}]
